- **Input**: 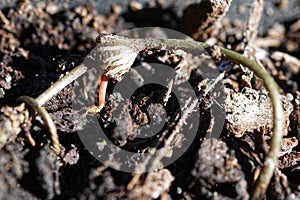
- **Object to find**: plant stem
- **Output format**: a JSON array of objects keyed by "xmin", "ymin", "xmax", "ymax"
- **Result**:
[
  {"xmin": 26, "ymin": 35, "xmax": 283, "ymax": 198},
  {"xmin": 17, "ymin": 63, "xmax": 88, "ymax": 155},
  {"xmin": 138, "ymin": 37, "xmax": 283, "ymax": 198},
  {"xmin": 170, "ymin": 39, "xmax": 283, "ymax": 199},
  {"xmin": 220, "ymin": 47, "xmax": 283, "ymax": 199},
  {"xmin": 35, "ymin": 63, "xmax": 88, "ymax": 106}
]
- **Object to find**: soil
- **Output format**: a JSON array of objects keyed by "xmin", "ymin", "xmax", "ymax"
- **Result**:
[{"xmin": 0, "ymin": 0, "xmax": 300, "ymax": 199}]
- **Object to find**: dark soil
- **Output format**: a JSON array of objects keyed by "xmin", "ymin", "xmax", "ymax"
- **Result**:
[{"xmin": 0, "ymin": 0, "xmax": 299, "ymax": 199}]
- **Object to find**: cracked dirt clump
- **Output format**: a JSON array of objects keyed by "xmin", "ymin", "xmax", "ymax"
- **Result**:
[
  {"xmin": 225, "ymin": 87, "xmax": 294, "ymax": 137},
  {"xmin": 0, "ymin": 103, "xmax": 31, "ymax": 149}
]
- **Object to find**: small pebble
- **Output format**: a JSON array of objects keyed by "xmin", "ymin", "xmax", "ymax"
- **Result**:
[
  {"xmin": 0, "ymin": 88, "xmax": 5, "ymax": 98},
  {"xmin": 46, "ymin": 3, "xmax": 59, "ymax": 15},
  {"xmin": 129, "ymin": 1, "xmax": 143, "ymax": 11},
  {"xmin": 111, "ymin": 4, "xmax": 122, "ymax": 14},
  {"xmin": 75, "ymin": 6, "xmax": 88, "ymax": 17}
]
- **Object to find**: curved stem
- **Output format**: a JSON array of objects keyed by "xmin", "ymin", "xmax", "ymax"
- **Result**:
[
  {"xmin": 28, "ymin": 35, "xmax": 283, "ymax": 198},
  {"xmin": 150, "ymin": 38, "xmax": 283, "ymax": 198},
  {"xmin": 220, "ymin": 47, "xmax": 284, "ymax": 199},
  {"xmin": 17, "ymin": 96, "xmax": 60, "ymax": 155}
]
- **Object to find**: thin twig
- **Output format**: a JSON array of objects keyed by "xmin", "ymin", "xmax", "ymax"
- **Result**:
[{"xmin": 243, "ymin": 0, "xmax": 264, "ymax": 79}]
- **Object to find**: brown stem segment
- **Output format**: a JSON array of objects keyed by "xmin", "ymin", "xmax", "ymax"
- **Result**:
[
  {"xmin": 17, "ymin": 96, "xmax": 60, "ymax": 155},
  {"xmin": 17, "ymin": 63, "xmax": 88, "ymax": 155},
  {"xmin": 35, "ymin": 63, "xmax": 88, "ymax": 107}
]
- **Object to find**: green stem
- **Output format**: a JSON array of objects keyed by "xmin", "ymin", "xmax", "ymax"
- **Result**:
[
  {"xmin": 220, "ymin": 47, "xmax": 283, "ymax": 199},
  {"xmin": 143, "ymin": 38, "xmax": 283, "ymax": 198},
  {"xmin": 29, "ymin": 35, "xmax": 283, "ymax": 198}
]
